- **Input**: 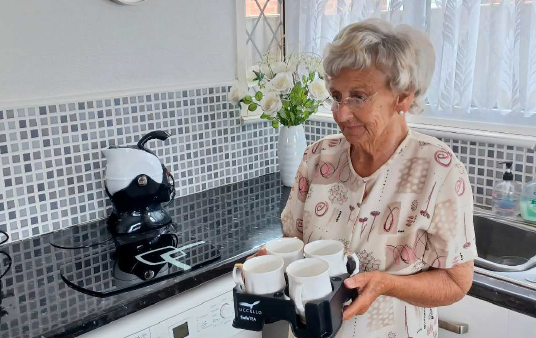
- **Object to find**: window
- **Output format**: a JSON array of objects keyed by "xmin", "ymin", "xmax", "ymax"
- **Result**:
[
  {"xmin": 236, "ymin": 0, "xmax": 285, "ymax": 121},
  {"xmin": 245, "ymin": 0, "xmax": 284, "ymax": 69},
  {"xmin": 284, "ymin": 0, "xmax": 536, "ymax": 139}
]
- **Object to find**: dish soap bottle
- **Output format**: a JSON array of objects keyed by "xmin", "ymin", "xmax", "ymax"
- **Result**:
[
  {"xmin": 492, "ymin": 161, "xmax": 522, "ymax": 217},
  {"xmin": 520, "ymin": 179, "xmax": 536, "ymax": 222}
]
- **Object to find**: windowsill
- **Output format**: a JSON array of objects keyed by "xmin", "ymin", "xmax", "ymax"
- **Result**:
[{"xmin": 241, "ymin": 105, "xmax": 536, "ymax": 150}]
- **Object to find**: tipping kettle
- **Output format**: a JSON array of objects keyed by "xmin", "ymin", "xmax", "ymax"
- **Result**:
[{"xmin": 102, "ymin": 131, "xmax": 175, "ymax": 235}]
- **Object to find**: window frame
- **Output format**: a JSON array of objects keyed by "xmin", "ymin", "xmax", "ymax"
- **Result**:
[
  {"xmin": 235, "ymin": 0, "xmax": 286, "ymax": 123},
  {"xmin": 235, "ymin": 0, "xmax": 247, "ymax": 86}
]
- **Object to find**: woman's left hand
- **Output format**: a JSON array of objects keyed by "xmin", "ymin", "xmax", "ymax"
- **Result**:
[{"xmin": 342, "ymin": 271, "xmax": 394, "ymax": 320}]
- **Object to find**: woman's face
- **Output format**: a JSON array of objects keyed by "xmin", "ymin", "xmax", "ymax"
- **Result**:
[{"xmin": 328, "ymin": 66, "xmax": 405, "ymax": 147}]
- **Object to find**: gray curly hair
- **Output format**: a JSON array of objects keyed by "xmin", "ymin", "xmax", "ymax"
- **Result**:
[{"xmin": 323, "ymin": 19, "xmax": 435, "ymax": 115}]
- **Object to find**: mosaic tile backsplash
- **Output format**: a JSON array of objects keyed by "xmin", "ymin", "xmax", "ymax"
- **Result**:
[
  {"xmin": 0, "ymin": 84, "xmax": 278, "ymax": 243},
  {"xmin": 1, "ymin": 88, "xmax": 535, "ymax": 244}
]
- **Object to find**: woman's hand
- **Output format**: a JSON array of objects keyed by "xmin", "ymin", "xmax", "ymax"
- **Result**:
[
  {"xmin": 342, "ymin": 271, "xmax": 394, "ymax": 320},
  {"xmin": 246, "ymin": 245, "xmax": 267, "ymax": 261},
  {"xmin": 342, "ymin": 261, "xmax": 474, "ymax": 320}
]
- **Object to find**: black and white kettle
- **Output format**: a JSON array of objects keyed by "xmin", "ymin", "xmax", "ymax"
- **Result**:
[{"xmin": 102, "ymin": 130, "xmax": 175, "ymax": 235}]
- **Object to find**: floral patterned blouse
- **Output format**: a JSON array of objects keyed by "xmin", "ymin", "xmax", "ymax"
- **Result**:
[{"xmin": 282, "ymin": 130, "xmax": 478, "ymax": 338}]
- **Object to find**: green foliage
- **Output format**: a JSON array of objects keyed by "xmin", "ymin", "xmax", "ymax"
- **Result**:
[
  {"xmin": 255, "ymin": 91, "xmax": 263, "ymax": 101},
  {"xmin": 248, "ymin": 103, "xmax": 258, "ymax": 111}
]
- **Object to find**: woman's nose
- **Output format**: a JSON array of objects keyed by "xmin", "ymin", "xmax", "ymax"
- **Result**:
[{"xmin": 333, "ymin": 103, "xmax": 354, "ymax": 122}]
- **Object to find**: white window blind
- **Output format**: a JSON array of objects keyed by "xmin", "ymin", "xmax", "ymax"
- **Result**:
[{"xmin": 284, "ymin": 0, "xmax": 536, "ymax": 137}]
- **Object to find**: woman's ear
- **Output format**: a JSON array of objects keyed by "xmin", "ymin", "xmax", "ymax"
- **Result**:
[{"xmin": 396, "ymin": 92, "xmax": 415, "ymax": 113}]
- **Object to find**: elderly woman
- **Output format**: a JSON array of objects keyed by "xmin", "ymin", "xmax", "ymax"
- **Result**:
[{"xmin": 271, "ymin": 19, "xmax": 478, "ymax": 338}]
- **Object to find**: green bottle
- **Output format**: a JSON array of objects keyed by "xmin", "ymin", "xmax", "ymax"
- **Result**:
[{"xmin": 520, "ymin": 179, "xmax": 536, "ymax": 223}]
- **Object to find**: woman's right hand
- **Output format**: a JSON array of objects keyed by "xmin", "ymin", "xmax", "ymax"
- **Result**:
[{"xmin": 246, "ymin": 245, "xmax": 267, "ymax": 261}]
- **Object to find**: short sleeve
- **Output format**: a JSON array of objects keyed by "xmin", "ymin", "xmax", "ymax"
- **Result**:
[
  {"xmin": 423, "ymin": 162, "xmax": 478, "ymax": 269},
  {"xmin": 281, "ymin": 146, "xmax": 315, "ymax": 239}
]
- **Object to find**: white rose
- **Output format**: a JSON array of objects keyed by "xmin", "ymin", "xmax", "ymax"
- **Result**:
[
  {"xmin": 246, "ymin": 65, "xmax": 260, "ymax": 86},
  {"xmin": 309, "ymin": 79, "xmax": 329, "ymax": 100},
  {"xmin": 271, "ymin": 61, "xmax": 288, "ymax": 74},
  {"xmin": 261, "ymin": 93, "xmax": 283, "ymax": 117},
  {"xmin": 270, "ymin": 72, "xmax": 293, "ymax": 92},
  {"xmin": 228, "ymin": 85, "xmax": 248, "ymax": 105}
]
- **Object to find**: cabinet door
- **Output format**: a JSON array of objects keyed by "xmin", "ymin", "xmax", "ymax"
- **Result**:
[
  {"xmin": 438, "ymin": 296, "xmax": 508, "ymax": 338},
  {"xmin": 507, "ymin": 310, "xmax": 536, "ymax": 338}
]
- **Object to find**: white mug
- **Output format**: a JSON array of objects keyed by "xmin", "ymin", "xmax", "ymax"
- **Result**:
[
  {"xmin": 304, "ymin": 240, "xmax": 359, "ymax": 277},
  {"xmin": 286, "ymin": 258, "xmax": 333, "ymax": 322},
  {"xmin": 266, "ymin": 237, "xmax": 304, "ymax": 269},
  {"xmin": 232, "ymin": 255, "xmax": 286, "ymax": 295}
]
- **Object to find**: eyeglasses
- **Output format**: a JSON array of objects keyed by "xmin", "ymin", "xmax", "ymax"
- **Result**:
[{"xmin": 330, "ymin": 92, "xmax": 377, "ymax": 113}]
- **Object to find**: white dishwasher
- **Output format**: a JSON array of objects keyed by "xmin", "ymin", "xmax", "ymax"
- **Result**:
[{"xmin": 79, "ymin": 273, "xmax": 261, "ymax": 338}]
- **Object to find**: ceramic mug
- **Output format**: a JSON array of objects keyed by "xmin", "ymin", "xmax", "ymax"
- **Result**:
[
  {"xmin": 265, "ymin": 237, "xmax": 304, "ymax": 269},
  {"xmin": 304, "ymin": 239, "xmax": 359, "ymax": 277},
  {"xmin": 232, "ymin": 255, "xmax": 286, "ymax": 295},
  {"xmin": 286, "ymin": 258, "xmax": 333, "ymax": 322}
]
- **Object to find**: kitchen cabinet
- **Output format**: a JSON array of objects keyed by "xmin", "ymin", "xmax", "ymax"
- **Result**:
[
  {"xmin": 438, "ymin": 295, "xmax": 536, "ymax": 337},
  {"xmin": 507, "ymin": 310, "xmax": 536, "ymax": 338},
  {"xmin": 438, "ymin": 296, "xmax": 508, "ymax": 338}
]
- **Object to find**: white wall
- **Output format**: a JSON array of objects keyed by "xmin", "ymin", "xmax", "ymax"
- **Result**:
[{"xmin": 0, "ymin": 0, "xmax": 237, "ymax": 104}]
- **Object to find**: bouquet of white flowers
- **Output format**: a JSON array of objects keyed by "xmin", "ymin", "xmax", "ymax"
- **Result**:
[{"xmin": 228, "ymin": 53, "xmax": 330, "ymax": 128}]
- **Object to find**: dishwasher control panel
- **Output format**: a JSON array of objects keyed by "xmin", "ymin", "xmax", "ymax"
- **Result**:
[{"xmin": 129, "ymin": 290, "xmax": 241, "ymax": 338}]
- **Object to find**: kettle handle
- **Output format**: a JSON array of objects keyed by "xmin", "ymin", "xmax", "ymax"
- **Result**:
[{"xmin": 137, "ymin": 131, "xmax": 171, "ymax": 151}]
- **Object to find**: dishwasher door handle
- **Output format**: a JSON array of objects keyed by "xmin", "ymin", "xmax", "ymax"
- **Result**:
[{"xmin": 439, "ymin": 319, "xmax": 469, "ymax": 334}]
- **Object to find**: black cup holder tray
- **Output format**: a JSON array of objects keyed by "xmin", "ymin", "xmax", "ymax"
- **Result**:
[{"xmin": 232, "ymin": 273, "xmax": 358, "ymax": 338}]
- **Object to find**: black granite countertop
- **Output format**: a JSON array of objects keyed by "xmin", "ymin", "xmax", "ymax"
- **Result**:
[
  {"xmin": 0, "ymin": 173, "xmax": 285, "ymax": 338},
  {"xmin": 1, "ymin": 173, "xmax": 536, "ymax": 338}
]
